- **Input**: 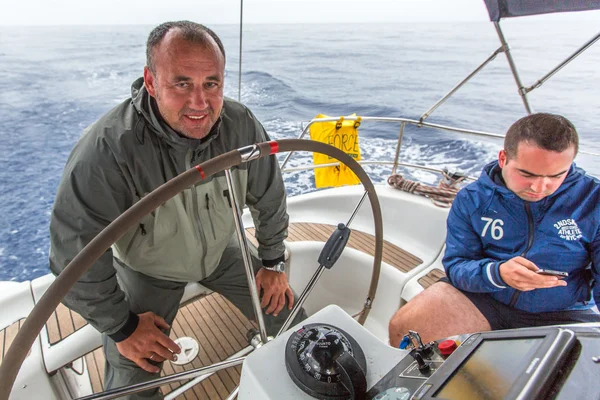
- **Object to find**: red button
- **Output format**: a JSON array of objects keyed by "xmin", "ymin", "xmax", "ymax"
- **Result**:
[{"xmin": 438, "ymin": 340, "xmax": 458, "ymax": 356}]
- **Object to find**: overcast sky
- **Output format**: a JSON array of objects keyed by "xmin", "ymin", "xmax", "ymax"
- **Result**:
[
  {"xmin": 2, "ymin": 0, "xmax": 494, "ymax": 25},
  {"xmin": 2, "ymin": 0, "xmax": 599, "ymax": 25}
]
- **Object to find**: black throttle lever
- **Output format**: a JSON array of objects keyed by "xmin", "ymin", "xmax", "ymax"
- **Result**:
[{"xmin": 317, "ymin": 223, "xmax": 351, "ymax": 269}]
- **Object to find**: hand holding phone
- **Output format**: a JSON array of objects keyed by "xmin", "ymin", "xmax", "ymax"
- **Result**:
[
  {"xmin": 536, "ymin": 269, "xmax": 568, "ymax": 278},
  {"xmin": 500, "ymin": 257, "xmax": 568, "ymax": 290}
]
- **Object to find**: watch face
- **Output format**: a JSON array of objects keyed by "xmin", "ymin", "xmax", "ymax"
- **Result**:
[{"xmin": 275, "ymin": 261, "xmax": 286, "ymax": 273}]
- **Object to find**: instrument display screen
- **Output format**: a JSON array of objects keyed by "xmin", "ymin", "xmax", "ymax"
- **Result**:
[{"xmin": 434, "ymin": 338, "xmax": 543, "ymax": 400}]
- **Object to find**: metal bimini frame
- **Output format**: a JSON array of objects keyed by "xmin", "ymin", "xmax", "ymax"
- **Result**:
[{"xmin": 419, "ymin": 22, "xmax": 600, "ymax": 122}]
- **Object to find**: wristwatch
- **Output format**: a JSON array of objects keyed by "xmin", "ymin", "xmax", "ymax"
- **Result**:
[{"xmin": 262, "ymin": 261, "xmax": 286, "ymax": 273}]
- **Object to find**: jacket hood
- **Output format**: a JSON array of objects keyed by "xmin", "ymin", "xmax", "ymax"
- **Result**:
[
  {"xmin": 479, "ymin": 160, "xmax": 584, "ymax": 202},
  {"xmin": 130, "ymin": 77, "xmax": 221, "ymax": 152}
]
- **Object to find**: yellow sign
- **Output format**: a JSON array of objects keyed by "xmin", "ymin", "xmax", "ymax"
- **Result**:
[{"xmin": 310, "ymin": 114, "xmax": 362, "ymax": 188}]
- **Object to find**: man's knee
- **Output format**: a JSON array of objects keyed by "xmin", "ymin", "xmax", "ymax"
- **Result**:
[
  {"xmin": 388, "ymin": 282, "xmax": 476, "ymax": 346},
  {"xmin": 391, "ymin": 282, "xmax": 455, "ymax": 318}
]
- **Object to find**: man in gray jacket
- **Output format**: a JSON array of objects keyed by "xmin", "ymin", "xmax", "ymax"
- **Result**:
[{"xmin": 49, "ymin": 21, "xmax": 305, "ymax": 398}]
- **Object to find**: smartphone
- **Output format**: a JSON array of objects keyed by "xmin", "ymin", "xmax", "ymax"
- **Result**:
[{"xmin": 536, "ymin": 269, "xmax": 568, "ymax": 278}]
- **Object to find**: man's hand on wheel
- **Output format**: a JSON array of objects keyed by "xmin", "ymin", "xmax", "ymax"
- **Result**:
[
  {"xmin": 255, "ymin": 268, "xmax": 294, "ymax": 317},
  {"xmin": 499, "ymin": 256, "xmax": 567, "ymax": 291},
  {"xmin": 115, "ymin": 312, "xmax": 181, "ymax": 373}
]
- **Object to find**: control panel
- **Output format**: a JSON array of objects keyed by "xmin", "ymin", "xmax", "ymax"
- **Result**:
[
  {"xmin": 238, "ymin": 305, "xmax": 600, "ymax": 400},
  {"xmin": 367, "ymin": 331, "xmax": 455, "ymax": 399}
]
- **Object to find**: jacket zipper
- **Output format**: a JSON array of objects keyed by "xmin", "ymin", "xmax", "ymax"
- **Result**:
[
  {"xmin": 509, "ymin": 202, "xmax": 535, "ymax": 307},
  {"xmin": 125, "ymin": 224, "xmax": 146, "ymax": 255},
  {"xmin": 187, "ymin": 149, "xmax": 208, "ymax": 279},
  {"xmin": 205, "ymin": 194, "xmax": 217, "ymax": 240}
]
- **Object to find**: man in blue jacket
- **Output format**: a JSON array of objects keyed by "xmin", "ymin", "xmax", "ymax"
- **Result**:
[{"xmin": 389, "ymin": 113, "xmax": 600, "ymax": 347}]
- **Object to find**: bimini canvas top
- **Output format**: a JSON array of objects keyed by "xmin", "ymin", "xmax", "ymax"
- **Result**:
[{"xmin": 483, "ymin": 0, "xmax": 600, "ymax": 21}]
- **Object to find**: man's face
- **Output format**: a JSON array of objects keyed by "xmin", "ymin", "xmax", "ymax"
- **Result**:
[
  {"xmin": 499, "ymin": 141, "xmax": 575, "ymax": 202},
  {"xmin": 143, "ymin": 31, "xmax": 224, "ymax": 140}
]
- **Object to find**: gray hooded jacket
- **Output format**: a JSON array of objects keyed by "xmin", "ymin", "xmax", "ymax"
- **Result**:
[{"xmin": 49, "ymin": 78, "xmax": 288, "ymax": 335}]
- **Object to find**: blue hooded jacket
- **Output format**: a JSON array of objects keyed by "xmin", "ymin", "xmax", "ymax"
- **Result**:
[{"xmin": 443, "ymin": 161, "xmax": 600, "ymax": 313}]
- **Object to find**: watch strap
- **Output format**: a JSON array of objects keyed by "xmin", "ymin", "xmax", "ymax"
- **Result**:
[{"xmin": 262, "ymin": 254, "xmax": 285, "ymax": 267}]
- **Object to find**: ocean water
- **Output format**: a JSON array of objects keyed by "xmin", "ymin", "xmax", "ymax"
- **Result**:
[{"xmin": 1, "ymin": 20, "xmax": 599, "ymax": 281}]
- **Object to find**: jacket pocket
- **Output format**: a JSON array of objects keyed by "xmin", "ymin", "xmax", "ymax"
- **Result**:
[
  {"xmin": 153, "ymin": 199, "xmax": 179, "ymax": 244},
  {"xmin": 198, "ymin": 186, "xmax": 235, "ymax": 249},
  {"xmin": 124, "ymin": 223, "xmax": 147, "ymax": 255},
  {"xmin": 113, "ymin": 212, "xmax": 156, "ymax": 262},
  {"xmin": 117, "ymin": 195, "xmax": 204, "ymax": 281}
]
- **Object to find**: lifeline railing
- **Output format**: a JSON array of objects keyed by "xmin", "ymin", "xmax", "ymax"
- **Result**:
[{"xmin": 279, "ymin": 115, "xmax": 600, "ymax": 182}]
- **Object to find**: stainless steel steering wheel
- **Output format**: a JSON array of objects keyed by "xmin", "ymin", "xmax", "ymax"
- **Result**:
[{"xmin": 0, "ymin": 139, "xmax": 383, "ymax": 400}]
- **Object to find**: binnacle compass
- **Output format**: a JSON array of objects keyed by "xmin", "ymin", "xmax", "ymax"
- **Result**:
[{"xmin": 285, "ymin": 323, "xmax": 367, "ymax": 399}]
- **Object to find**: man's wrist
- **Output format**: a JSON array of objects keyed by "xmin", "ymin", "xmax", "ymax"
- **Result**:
[
  {"xmin": 489, "ymin": 261, "xmax": 508, "ymax": 289},
  {"xmin": 108, "ymin": 311, "xmax": 139, "ymax": 343},
  {"xmin": 262, "ymin": 261, "xmax": 286, "ymax": 273},
  {"xmin": 262, "ymin": 255, "xmax": 285, "ymax": 267}
]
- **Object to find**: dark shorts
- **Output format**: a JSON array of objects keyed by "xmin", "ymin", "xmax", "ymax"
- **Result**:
[{"xmin": 439, "ymin": 278, "xmax": 600, "ymax": 330}]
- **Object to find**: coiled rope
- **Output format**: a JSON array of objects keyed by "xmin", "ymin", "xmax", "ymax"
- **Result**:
[{"xmin": 387, "ymin": 170, "xmax": 466, "ymax": 208}]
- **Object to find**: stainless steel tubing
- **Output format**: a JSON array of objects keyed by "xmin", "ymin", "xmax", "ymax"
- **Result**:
[{"xmin": 224, "ymin": 169, "xmax": 269, "ymax": 344}]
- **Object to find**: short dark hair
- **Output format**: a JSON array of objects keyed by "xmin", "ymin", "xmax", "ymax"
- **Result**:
[
  {"xmin": 504, "ymin": 113, "xmax": 579, "ymax": 159},
  {"xmin": 146, "ymin": 21, "xmax": 226, "ymax": 74}
]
